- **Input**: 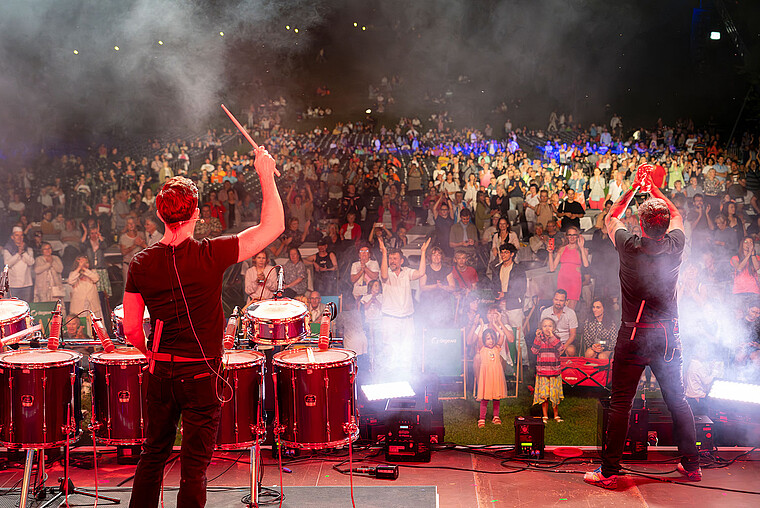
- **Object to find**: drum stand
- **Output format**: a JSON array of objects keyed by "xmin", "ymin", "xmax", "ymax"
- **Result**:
[{"xmin": 248, "ymin": 422, "xmax": 267, "ymax": 507}]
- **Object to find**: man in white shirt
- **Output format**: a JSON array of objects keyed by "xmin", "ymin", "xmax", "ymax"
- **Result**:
[
  {"xmin": 350, "ymin": 246, "xmax": 379, "ymax": 301},
  {"xmin": 378, "ymin": 237, "xmax": 430, "ymax": 374},
  {"xmin": 143, "ymin": 216, "xmax": 163, "ymax": 247},
  {"xmin": 539, "ymin": 289, "xmax": 579, "ymax": 356},
  {"xmin": 3, "ymin": 226, "xmax": 35, "ymax": 302}
]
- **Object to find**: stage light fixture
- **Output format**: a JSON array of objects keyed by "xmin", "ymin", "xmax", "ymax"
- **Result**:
[
  {"xmin": 219, "ymin": 31, "xmax": 224, "ymax": 37},
  {"xmin": 354, "ymin": 22, "xmax": 358, "ymax": 27},
  {"xmin": 708, "ymin": 380, "xmax": 760, "ymax": 405},
  {"xmin": 114, "ymin": 46, "xmax": 120, "ymax": 51},
  {"xmin": 710, "ymin": 31, "xmax": 721, "ymax": 40},
  {"xmin": 294, "ymin": 28, "xmax": 299, "ymax": 33},
  {"xmin": 365, "ymin": 109, "xmax": 372, "ymax": 114},
  {"xmin": 158, "ymin": 40, "xmax": 163, "ymax": 45},
  {"xmin": 286, "ymin": 25, "xmax": 290, "ymax": 30},
  {"xmin": 73, "ymin": 50, "xmax": 78, "ymax": 55},
  {"xmin": 361, "ymin": 381, "xmax": 415, "ymax": 401},
  {"xmin": 362, "ymin": 26, "xmax": 366, "ymax": 31}
]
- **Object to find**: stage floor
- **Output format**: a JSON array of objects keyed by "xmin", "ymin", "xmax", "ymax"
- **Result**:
[{"xmin": 1, "ymin": 446, "xmax": 758, "ymax": 507}]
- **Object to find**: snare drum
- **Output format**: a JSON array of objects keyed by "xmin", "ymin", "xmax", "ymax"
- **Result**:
[
  {"xmin": 0, "ymin": 349, "xmax": 81, "ymax": 449},
  {"xmin": 216, "ymin": 350, "xmax": 265, "ymax": 450},
  {"xmin": 0, "ymin": 299, "xmax": 31, "ymax": 340},
  {"xmin": 89, "ymin": 348, "xmax": 148, "ymax": 445},
  {"xmin": 111, "ymin": 304, "xmax": 151, "ymax": 341},
  {"xmin": 272, "ymin": 348, "xmax": 358, "ymax": 449},
  {"xmin": 244, "ymin": 299, "xmax": 309, "ymax": 346}
]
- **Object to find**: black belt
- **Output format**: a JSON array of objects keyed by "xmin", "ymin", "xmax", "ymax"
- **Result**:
[{"xmin": 624, "ymin": 320, "xmax": 675, "ymax": 329}]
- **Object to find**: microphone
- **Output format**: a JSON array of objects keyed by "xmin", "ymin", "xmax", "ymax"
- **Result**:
[
  {"xmin": 91, "ymin": 312, "xmax": 116, "ymax": 353},
  {"xmin": 48, "ymin": 300, "xmax": 63, "ymax": 351},
  {"xmin": 354, "ymin": 465, "xmax": 399, "ymax": 480},
  {"xmin": 317, "ymin": 302, "xmax": 337, "ymax": 351},
  {"xmin": 1, "ymin": 265, "xmax": 8, "ymax": 298},
  {"xmin": 223, "ymin": 306, "xmax": 240, "ymax": 349},
  {"xmin": 275, "ymin": 264, "xmax": 284, "ymax": 299}
]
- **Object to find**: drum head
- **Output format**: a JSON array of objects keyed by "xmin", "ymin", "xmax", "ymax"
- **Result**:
[
  {"xmin": 112, "ymin": 304, "xmax": 150, "ymax": 321},
  {"xmin": 248, "ymin": 299, "xmax": 307, "ymax": 320},
  {"xmin": 273, "ymin": 348, "xmax": 355, "ymax": 367},
  {"xmin": 0, "ymin": 349, "xmax": 81, "ymax": 367},
  {"xmin": 223, "ymin": 350, "xmax": 265, "ymax": 367},
  {"xmin": 90, "ymin": 348, "xmax": 146, "ymax": 363},
  {"xmin": 0, "ymin": 299, "xmax": 30, "ymax": 323}
]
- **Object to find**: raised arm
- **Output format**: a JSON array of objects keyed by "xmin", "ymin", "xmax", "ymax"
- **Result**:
[
  {"xmin": 649, "ymin": 184, "xmax": 683, "ymax": 233},
  {"xmin": 379, "ymin": 237, "xmax": 389, "ymax": 282},
  {"xmin": 605, "ymin": 186, "xmax": 638, "ymax": 246},
  {"xmin": 411, "ymin": 238, "xmax": 432, "ymax": 280},
  {"xmin": 236, "ymin": 147, "xmax": 285, "ymax": 263}
]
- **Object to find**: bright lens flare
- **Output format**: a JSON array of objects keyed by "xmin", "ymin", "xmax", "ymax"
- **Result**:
[
  {"xmin": 365, "ymin": 109, "xmax": 372, "ymax": 114},
  {"xmin": 362, "ymin": 26, "xmax": 366, "ymax": 31},
  {"xmin": 353, "ymin": 22, "xmax": 358, "ymax": 27},
  {"xmin": 294, "ymin": 28, "xmax": 299, "ymax": 33},
  {"xmin": 73, "ymin": 50, "xmax": 79, "ymax": 55},
  {"xmin": 286, "ymin": 25, "xmax": 290, "ymax": 30},
  {"xmin": 158, "ymin": 40, "xmax": 164, "ymax": 45},
  {"xmin": 114, "ymin": 46, "xmax": 120, "ymax": 51},
  {"xmin": 219, "ymin": 31, "xmax": 224, "ymax": 36}
]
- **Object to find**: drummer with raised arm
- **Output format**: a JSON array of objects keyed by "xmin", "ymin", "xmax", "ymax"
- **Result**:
[{"xmin": 122, "ymin": 146, "xmax": 284, "ymax": 508}]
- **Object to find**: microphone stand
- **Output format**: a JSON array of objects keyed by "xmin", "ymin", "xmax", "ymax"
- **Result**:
[{"xmin": 274, "ymin": 264, "xmax": 284, "ymax": 300}]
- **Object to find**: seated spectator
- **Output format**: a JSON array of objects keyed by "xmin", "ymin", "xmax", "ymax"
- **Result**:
[
  {"xmin": 63, "ymin": 313, "xmax": 88, "ymax": 340},
  {"xmin": 685, "ymin": 341, "xmax": 724, "ymax": 415},
  {"xmin": 307, "ymin": 290, "xmax": 327, "ymax": 323},
  {"xmin": 244, "ymin": 251, "xmax": 277, "ymax": 303},
  {"xmin": 33, "ymin": 242, "xmax": 64, "ymax": 302},
  {"xmin": 68, "ymin": 255, "xmax": 102, "ymax": 319},
  {"xmin": 449, "ymin": 208, "xmax": 479, "ymax": 258},
  {"xmin": 281, "ymin": 247, "xmax": 308, "ymax": 298},
  {"xmin": 582, "ymin": 298, "xmax": 617, "ymax": 360},
  {"xmin": 540, "ymin": 289, "xmax": 578, "ymax": 356}
]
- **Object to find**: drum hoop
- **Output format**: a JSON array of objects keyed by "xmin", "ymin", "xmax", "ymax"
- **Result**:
[
  {"xmin": 0, "ymin": 350, "xmax": 82, "ymax": 369},
  {"xmin": 249, "ymin": 310, "xmax": 308, "ymax": 324},
  {"xmin": 272, "ymin": 356, "xmax": 356, "ymax": 370},
  {"xmin": 1, "ymin": 438, "xmax": 79, "ymax": 450},
  {"xmin": 223, "ymin": 355, "xmax": 265, "ymax": 369},
  {"xmin": 279, "ymin": 430, "xmax": 359, "ymax": 450},
  {"xmin": 91, "ymin": 437, "xmax": 146, "ymax": 446},
  {"xmin": 89, "ymin": 355, "xmax": 148, "ymax": 366},
  {"xmin": 216, "ymin": 439, "xmax": 261, "ymax": 450},
  {"xmin": 0, "ymin": 308, "xmax": 30, "ymax": 326}
]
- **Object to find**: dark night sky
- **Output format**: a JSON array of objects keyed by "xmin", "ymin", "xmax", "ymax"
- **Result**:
[{"xmin": 0, "ymin": 0, "xmax": 757, "ymax": 156}]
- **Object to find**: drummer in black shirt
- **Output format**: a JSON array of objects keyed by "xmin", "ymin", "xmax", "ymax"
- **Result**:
[
  {"xmin": 123, "ymin": 147, "xmax": 284, "ymax": 508},
  {"xmin": 584, "ymin": 165, "xmax": 700, "ymax": 489}
]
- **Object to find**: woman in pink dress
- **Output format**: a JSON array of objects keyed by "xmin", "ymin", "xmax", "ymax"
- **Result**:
[{"xmin": 548, "ymin": 226, "xmax": 589, "ymax": 309}]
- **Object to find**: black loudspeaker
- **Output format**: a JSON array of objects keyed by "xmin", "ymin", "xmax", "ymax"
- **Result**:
[
  {"xmin": 598, "ymin": 398, "xmax": 649, "ymax": 460},
  {"xmin": 514, "ymin": 416, "xmax": 545, "ymax": 459},
  {"xmin": 694, "ymin": 415, "xmax": 714, "ymax": 451},
  {"xmin": 384, "ymin": 399, "xmax": 432, "ymax": 462}
]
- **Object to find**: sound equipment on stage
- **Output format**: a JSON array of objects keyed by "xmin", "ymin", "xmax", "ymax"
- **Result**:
[
  {"xmin": 695, "ymin": 415, "xmax": 714, "ymax": 452},
  {"xmin": 598, "ymin": 397, "xmax": 649, "ymax": 460},
  {"xmin": 117, "ymin": 445, "xmax": 142, "ymax": 465},
  {"xmin": 514, "ymin": 416, "xmax": 545, "ymax": 459},
  {"xmin": 384, "ymin": 398, "xmax": 432, "ymax": 462},
  {"xmin": 354, "ymin": 464, "xmax": 399, "ymax": 480}
]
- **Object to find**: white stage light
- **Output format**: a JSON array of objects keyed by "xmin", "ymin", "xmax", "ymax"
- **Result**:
[
  {"xmin": 710, "ymin": 31, "xmax": 721, "ymax": 40},
  {"xmin": 361, "ymin": 381, "xmax": 415, "ymax": 401},
  {"xmin": 708, "ymin": 380, "xmax": 760, "ymax": 405},
  {"xmin": 114, "ymin": 46, "xmax": 120, "ymax": 51},
  {"xmin": 365, "ymin": 109, "xmax": 372, "ymax": 114}
]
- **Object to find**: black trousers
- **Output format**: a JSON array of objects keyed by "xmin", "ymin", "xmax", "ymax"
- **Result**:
[
  {"xmin": 602, "ymin": 323, "xmax": 699, "ymax": 476},
  {"xmin": 129, "ymin": 360, "xmax": 221, "ymax": 508}
]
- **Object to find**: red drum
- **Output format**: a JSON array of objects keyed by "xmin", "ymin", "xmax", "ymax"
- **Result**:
[
  {"xmin": 273, "ymin": 348, "xmax": 358, "ymax": 450},
  {"xmin": 0, "ymin": 299, "xmax": 31, "ymax": 340},
  {"xmin": 216, "ymin": 350, "xmax": 265, "ymax": 450},
  {"xmin": 111, "ymin": 304, "xmax": 151, "ymax": 342},
  {"xmin": 89, "ymin": 348, "xmax": 148, "ymax": 445},
  {"xmin": 0, "ymin": 349, "xmax": 81, "ymax": 449},
  {"xmin": 244, "ymin": 299, "xmax": 309, "ymax": 346}
]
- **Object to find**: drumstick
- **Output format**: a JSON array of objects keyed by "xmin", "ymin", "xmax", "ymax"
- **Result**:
[
  {"xmin": 630, "ymin": 300, "xmax": 645, "ymax": 341},
  {"xmin": 221, "ymin": 104, "xmax": 258, "ymax": 149}
]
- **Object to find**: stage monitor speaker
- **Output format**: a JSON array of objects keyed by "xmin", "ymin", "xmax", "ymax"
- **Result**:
[
  {"xmin": 384, "ymin": 398, "xmax": 432, "ymax": 462},
  {"xmin": 514, "ymin": 416, "xmax": 545, "ymax": 459},
  {"xmin": 598, "ymin": 398, "xmax": 648, "ymax": 460}
]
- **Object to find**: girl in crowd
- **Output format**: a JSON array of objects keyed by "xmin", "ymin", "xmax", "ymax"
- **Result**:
[
  {"xmin": 548, "ymin": 226, "xmax": 589, "ymax": 309},
  {"xmin": 532, "ymin": 318, "xmax": 564, "ymax": 423},
  {"xmin": 360, "ymin": 279, "xmax": 383, "ymax": 370},
  {"xmin": 476, "ymin": 328, "xmax": 507, "ymax": 428}
]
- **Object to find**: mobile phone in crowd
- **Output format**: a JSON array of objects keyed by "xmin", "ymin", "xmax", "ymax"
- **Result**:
[{"xmin": 547, "ymin": 237, "xmax": 555, "ymax": 251}]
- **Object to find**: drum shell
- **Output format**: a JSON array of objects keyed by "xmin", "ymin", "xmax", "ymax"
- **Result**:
[
  {"xmin": 244, "ymin": 299, "xmax": 308, "ymax": 346},
  {"xmin": 216, "ymin": 350, "xmax": 265, "ymax": 449},
  {"xmin": 273, "ymin": 349, "xmax": 358, "ymax": 449},
  {"xmin": 89, "ymin": 350, "xmax": 149, "ymax": 445},
  {"xmin": 0, "ymin": 350, "xmax": 81, "ymax": 449},
  {"xmin": 0, "ymin": 299, "xmax": 31, "ymax": 339}
]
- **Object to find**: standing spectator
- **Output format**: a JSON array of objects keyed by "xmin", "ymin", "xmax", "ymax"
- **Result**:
[
  {"xmin": 534, "ymin": 189, "xmax": 554, "ymax": 228},
  {"xmin": 206, "ymin": 191, "xmax": 227, "ymax": 230},
  {"xmin": 449, "ymin": 208, "xmax": 479, "ymax": 259},
  {"xmin": 730, "ymin": 237, "xmax": 760, "ymax": 299},
  {"xmin": 113, "ymin": 190, "xmax": 131, "ymax": 235},
  {"xmin": 588, "ymin": 168, "xmax": 606, "ymax": 209},
  {"xmin": 340, "ymin": 211, "xmax": 362, "ymax": 243},
  {"xmin": 360, "ymin": 279, "xmax": 383, "ymax": 369},
  {"xmin": 33, "ymin": 242, "xmax": 64, "ymax": 302},
  {"xmin": 475, "ymin": 326, "xmax": 509, "ymax": 428},
  {"xmin": 3, "ymin": 226, "xmax": 34, "ymax": 301},
  {"xmin": 82, "ymin": 227, "xmax": 112, "ymax": 300},
  {"xmin": 432, "ymin": 195, "xmax": 455, "ymax": 257},
  {"xmin": 548, "ymin": 226, "xmax": 589, "ymax": 309},
  {"xmin": 419, "ymin": 246, "xmax": 453, "ymax": 325},
  {"xmin": 120, "ymin": 218, "xmax": 146, "ymax": 282},
  {"xmin": 378, "ymin": 237, "xmax": 431, "ymax": 374},
  {"xmin": 68, "ymin": 255, "xmax": 102, "ymax": 319},
  {"xmin": 307, "ymin": 238, "xmax": 339, "ymax": 295},
  {"xmin": 540, "ymin": 290, "xmax": 579, "ymax": 356},
  {"xmin": 447, "ymin": 250, "xmax": 479, "ymax": 303},
  {"xmin": 557, "ymin": 189, "xmax": 585, "ymax": 232},
  {"xmin": 144, "ymin": 216, "xmax": 163, "ymax": 247},
  {"xmin": 531, "ymin": 318, "xmax": 565, "ymax": 422}
]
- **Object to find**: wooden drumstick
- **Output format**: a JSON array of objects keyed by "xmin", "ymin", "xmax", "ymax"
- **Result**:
[
  {"xmin": 221, "ymin": 104, "xmax": 258, "ymax": 149},
  {"xmin": 630, "ymin": 300, "xmax": 645, "ymax": 341}
]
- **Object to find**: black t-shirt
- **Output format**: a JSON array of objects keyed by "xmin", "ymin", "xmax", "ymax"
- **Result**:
[
  {"xmin": 125, "ymin": 235, "xmax": 239, "ymax": 359},
  {"xmin": 435, "ymin": 216, "xmax": 455, "ymax": 255},
  {"xmin": 615, "ymin": 229, "xmax": 685, "ymax": 323},
  {"xmin": 559, "ymin": 200, "xmax": 584, "ymax": 230}
]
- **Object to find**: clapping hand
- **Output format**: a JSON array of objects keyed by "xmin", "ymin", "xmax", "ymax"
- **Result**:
[{"xmin": 421, "ymin": 237, "xmax": 432, "ymax": 253}]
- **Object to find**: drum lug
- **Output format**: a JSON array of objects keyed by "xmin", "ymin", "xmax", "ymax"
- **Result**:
[{"xmin": 325, "ymin": 422, "xmax": 330, "ymax": 442}]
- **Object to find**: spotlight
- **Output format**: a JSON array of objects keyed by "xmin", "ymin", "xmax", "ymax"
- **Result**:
[
  {"xmin": 73, "ymin": 50, "xmax": 79, "ymax": 55},
  {"xmin": 286, "ymin": 25, "xmax": 290, "ymax": 30},
  {"xmin": 362, "ymin": 26, "xmax": 366, "ymax": 31},
  {"xmin": 708, "ymin": 380, "xmax": 760, "ymax": 405},
  {"xmin": 354, "ymin": 22, "xmax": 358, "ymax": 27},
  {"xmin": 710, "ymin": 31, "xmax": 721, "ymax": 40},
  {"xmin": 361, "ymin": 381, "xmax": 415, "ymax": 401},
  {"xmin": 365, "ymin": 109, "xmax": 372, "ymax": 114},
  {"xmin": 158, "ymin": 40, "xmax": 163, "ymax": 45},
  {"xmin": 114, "ymin": 46, "xmax": 120, "ymax": 51},
  {"xmin": 294, "ymin": 28, "xmax": 299, "ymax": 33},
  {"xmin": 219, "ymin": 31, "xmax": 224, "ymax": 37}
]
